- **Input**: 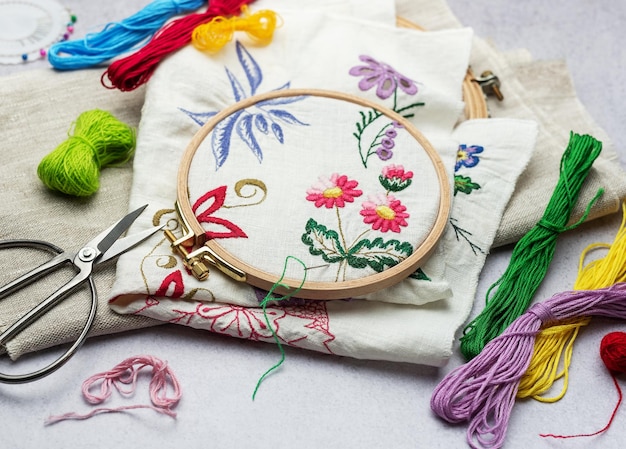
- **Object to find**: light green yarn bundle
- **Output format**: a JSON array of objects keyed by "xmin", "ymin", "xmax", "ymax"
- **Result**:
[{"xmin": 37, "ymin": 109, "xmax": 136, "ymax": 197}]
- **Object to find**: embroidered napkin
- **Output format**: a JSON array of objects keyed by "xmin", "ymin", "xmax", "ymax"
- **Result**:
[
  {"xmin": 107, "ymin": 4, "xmax": 538, "ymax": 366},
  {"xmin": 108, "ymin": 7, "xmax": 474, "ymax": 308},
  {"xmin": 110, "ymin": 115, "xmax": 536, "ymax": 365}
]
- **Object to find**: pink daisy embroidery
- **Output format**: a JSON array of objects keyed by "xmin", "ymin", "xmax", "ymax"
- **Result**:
[
  {"xmin": 306, "ymin": 173, "xmax": 363, "ymax": 209},
  {"xmin": 360, "ymin": 193, "xmax": 409, "ymax": 233}
]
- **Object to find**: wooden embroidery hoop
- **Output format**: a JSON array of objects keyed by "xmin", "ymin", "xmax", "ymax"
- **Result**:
[
  {"xmin": 396, "ymin": 16, "xmax": 489, "ymax": 119},
  {"xmin": 171, "ymin": 88, "xmax": 451, "ymax": 300}
]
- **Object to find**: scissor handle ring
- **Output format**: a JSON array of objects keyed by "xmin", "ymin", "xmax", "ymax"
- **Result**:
[{"xmin": 0, "ymin": 239, "xmax": 98, "ymax": 384}]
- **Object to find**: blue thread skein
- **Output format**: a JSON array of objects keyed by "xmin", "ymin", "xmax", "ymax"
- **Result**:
[{"xmin": 48, "ymin": 0, "xmax": 206, "ymax": 70}]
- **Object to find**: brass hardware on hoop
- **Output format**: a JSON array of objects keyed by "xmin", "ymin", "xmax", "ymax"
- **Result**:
[
  {"xmin": 165, "ymin": 201, "xmax": 247, "ymax": 283},
  {"xmin": 474, "ymin": 70, "xmax": 504, "ymax": 101}
]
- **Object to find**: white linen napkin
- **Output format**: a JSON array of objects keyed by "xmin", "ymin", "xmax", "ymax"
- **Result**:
[
  {"xmin": 107, "ymin": 6, "xmax": 474, "ymax": 307},
  {"xmin": 110, "ymin": 116, "xmax": 536, "ymax": 366},
  {"xmin": 107, "ymin": 4, "xmax": 537, "ymax": 365}
]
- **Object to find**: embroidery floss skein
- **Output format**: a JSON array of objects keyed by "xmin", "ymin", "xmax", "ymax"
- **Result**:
[
  {"xmin": 102, "ymin": 0, "xmax": 255, "ymax": 92},
  {"xmin": 540, "ymin": 331, "xmax": 625, "ymax": 440},
  {"xmin": 460, "ymin": 132, "xmax": 604, "ymax": 360},
  {"xmin": 518, "ymin": 203, "xmax": 626, "ymax": 401},
  {"xmin": 45, "ymin": 355, "xmax": 181, "ymax": 424},
  {"xmin": 48, "ymin": 0, "xmax": 206, "ymax": 70},
  {"xmin": 37, "ymin": 109, "xmax": 136, "ymax": 197},
  {"xmin": 431, "ymin": 283, "xmax": 626, "ymax": 449},
  {"xmin": 192, "ymin": 5, "xmax": 281, "ymax": 54}
]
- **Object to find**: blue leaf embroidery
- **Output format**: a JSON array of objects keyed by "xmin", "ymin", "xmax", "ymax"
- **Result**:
[
  {"xmin": 225, "ymin": 67, "xmax": 246, "ymax": 102},
  {"xmin": 211, "ymin": 110, "xmax": 243, "ymax": 169},
  {"xmin": 254, "ymin": 114, "xmax": 269, "ymax": 134},
  {"xmin": 268, "ymin": 109, "xmax": 308, "ymax": 126},
  {"xmin": 236, "ymin": 41, "xmax": 262, "ymax": 95},
  {"xmin": 257, "ymin": 95, "xmax": 309, "ymax": 107},
  {"xmin": 271, "ymin": 122, "xmax": 284, "ymax": 143},
  {"xmin": 178, "ymin": 108, "xmax": 217, "ymax": 127},
  {"xmin": 236, "ymin": 114, "xmax": 263, "ymax": 163}
]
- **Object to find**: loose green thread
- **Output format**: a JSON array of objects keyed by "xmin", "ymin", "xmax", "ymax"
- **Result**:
[
  {"xmin": 252, "ymin": 256, "xmax": 307, "ymax": 400},
  {"xmin": 37, "ymin": 109, "xmax": 136, "ymax": 197},
  {"xmin": 460, "ymin": 132, "xmax": 604, "ymax": 361}
]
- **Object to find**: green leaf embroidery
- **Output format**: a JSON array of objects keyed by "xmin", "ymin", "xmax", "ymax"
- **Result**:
[
  {"xmin": 450, "ymin": 217, "xmax": 485, "ymax": 255},
  {"xmin": 301, "ymin": 218, "xmax": 346, "ymax": 263},
  {"xmin": 454, "ymin": 174, "xmax": 481, "ymax": 196},
  {"xmin": 379, "ymin": 174, "xmax": 412, "ymax": 192},
  {"xmin": 409, "ymin": 267, "xmax": 430, "ymax": 281},
  {"xmin": 346, "ymin": 237, "xmax": 414, "ymax": 272}
]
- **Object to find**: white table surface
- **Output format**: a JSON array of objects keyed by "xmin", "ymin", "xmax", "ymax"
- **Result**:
[{"xmin": 1, "ymin": 1, "xmax": 625, "ymax": 448}]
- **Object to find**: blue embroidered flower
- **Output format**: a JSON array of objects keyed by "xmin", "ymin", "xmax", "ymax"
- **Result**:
[
  {"xmin": 180, "ymin": 41, "xmax": 308, "ymax": 170},
  {"xmin": 455, "ymin": 144, "xmax": 484, "ymax": 171}
]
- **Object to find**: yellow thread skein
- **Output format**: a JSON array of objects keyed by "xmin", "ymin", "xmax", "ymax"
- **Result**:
[
  {"xmin": 192, "ymin": 5, "xmax": 282, "ymax": 54},
  {"xmin": 37, "ymin": 109, "xmax": 136, "ymax": 197},
  {"xmin": 518, "ymin": 202, "xmax": 626, "ymax": 401}
]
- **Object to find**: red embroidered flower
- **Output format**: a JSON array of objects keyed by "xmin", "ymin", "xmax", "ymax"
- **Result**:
[
  {"xmin": 306, "ymin": 173, "xmax": 363, "ymax": 209},
  {"xmin": 155, "ymin": 270, "xmax": 185, "ymax": 298},
  {"xmin": 360, "ymin": 193, "xmax": 409, "ymax": 233},
  {"xmin": 193, "ymin": 186, "xmax": 247, "ymax": 239},
  {"xmin": 195, "ymin": 303, "xmax": 286, "ymax": 341}
]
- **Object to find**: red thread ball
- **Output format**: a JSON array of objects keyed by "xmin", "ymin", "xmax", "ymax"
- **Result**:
[{"xmin": 600, "ymin": 332, "xmax": 626, "ymax": 373}]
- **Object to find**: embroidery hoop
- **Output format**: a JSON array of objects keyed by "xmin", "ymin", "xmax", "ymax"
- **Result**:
[
  {"xmin": 172, "ymin": 88, "xmax": 451, "ymax": 300},
  {"xmin": 396, "ymin": 16, "xmax": 489, "ymax": 119}
]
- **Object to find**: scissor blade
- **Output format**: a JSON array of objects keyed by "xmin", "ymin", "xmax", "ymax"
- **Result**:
[
  {"xmin": 89, "ymin": 204, "xmax": 148, "ymax": 257},
  {"xmin": 97, "ymin": 224, "xmax": 165, "ymax": 264}
]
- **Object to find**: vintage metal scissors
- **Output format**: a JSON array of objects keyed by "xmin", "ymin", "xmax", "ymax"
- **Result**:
[{"xmin": 0, "ymin": 204, "xmax": 162, "ymax": 384}]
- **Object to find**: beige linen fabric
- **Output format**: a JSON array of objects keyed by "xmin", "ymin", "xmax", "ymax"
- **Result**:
[{"xmin": 0, "ymin": 69, "xmax": 159, "ymax": 359}]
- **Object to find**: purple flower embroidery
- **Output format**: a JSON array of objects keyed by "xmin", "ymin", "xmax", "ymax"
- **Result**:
[
  {"xmin": 376, "ymin": 146, "xmax": 393, "ymax": 161},
  {"xmin": 455, "ymin": 144, "xmax": 484, "ymax": 171},
  {"xmin": 349, "ymin": 55, "xmax": 418, "ymax": 100}
]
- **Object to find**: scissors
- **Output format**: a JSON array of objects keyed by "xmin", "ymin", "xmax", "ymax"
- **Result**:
[{"xmin": 0, "ymin": 204, "xmax": 162, "ymax": 384}]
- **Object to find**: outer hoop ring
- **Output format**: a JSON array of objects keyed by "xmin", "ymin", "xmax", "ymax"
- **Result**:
[{"xmin": 177, "ymin": 88, "xmax": 451, "ymax": 299}]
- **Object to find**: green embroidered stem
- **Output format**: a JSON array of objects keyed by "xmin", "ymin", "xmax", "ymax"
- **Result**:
[
  {"xmin": 460, "ymin": 132, "xmax": 604, "ymax": 361},
  {"xmin": 252, "ymin": 256, "xmax": 307, "ymax": 400}
]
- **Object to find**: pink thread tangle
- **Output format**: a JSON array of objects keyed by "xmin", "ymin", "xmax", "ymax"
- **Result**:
[
  {"xmin": 46, "ymin": 355, "xmax": 181, "ymax": 425},
  {"xmin": 430, "ymin": 283, "xmax": 626, "ymax": 449}
]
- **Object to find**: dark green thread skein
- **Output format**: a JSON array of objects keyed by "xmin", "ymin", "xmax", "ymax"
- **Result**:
[
  {"xmin": 460, "ymin": 132, "xmax": 604, "ymax": 361},
  {"xmin": 37, "ymin": 109, "xmax": 136, "ymax": 197}
]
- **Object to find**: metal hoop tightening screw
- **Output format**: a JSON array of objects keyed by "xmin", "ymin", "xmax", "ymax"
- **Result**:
[{"xmin": 474, "ymin": 70, "xmax": 504, "ymax": 101}]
